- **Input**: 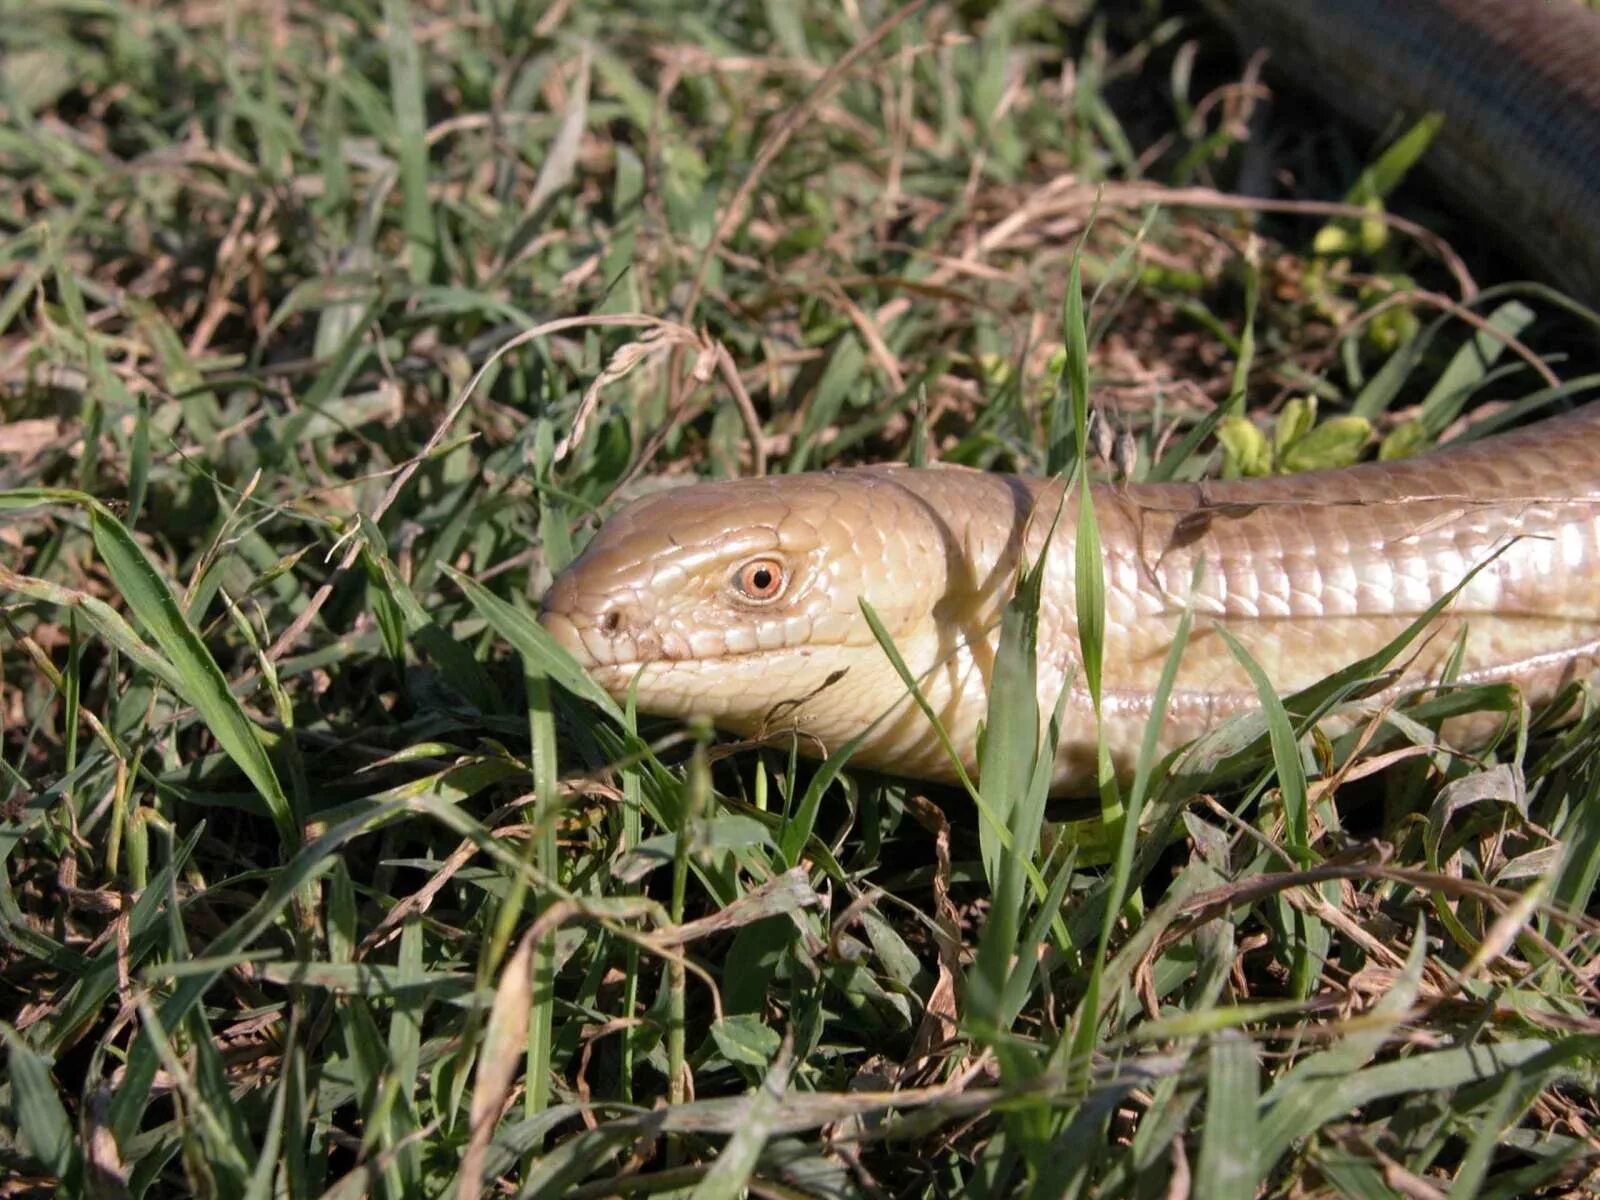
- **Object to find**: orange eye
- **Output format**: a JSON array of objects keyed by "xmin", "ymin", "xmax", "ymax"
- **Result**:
[{"xmin": 733, "ymin": 558, "xmax": 786, "ymax": 602}]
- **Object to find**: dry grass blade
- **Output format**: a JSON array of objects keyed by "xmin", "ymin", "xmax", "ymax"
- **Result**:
[
  {"xmin": 459, "ymin": 927, "xmax": 538, "ymax": 1199},
  {"xmin": 497, "ymin": 49, "xmax": 593, "ymax": 276}
]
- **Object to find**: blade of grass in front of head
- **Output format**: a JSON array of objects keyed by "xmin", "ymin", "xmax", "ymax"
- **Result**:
[{"xmin": 447, "ymin": 564, "xmax": 626, "ymax": 726}]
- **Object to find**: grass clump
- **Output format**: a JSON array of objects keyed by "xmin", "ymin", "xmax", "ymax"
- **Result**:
[{"xmin": 2, "ymin": 1, "xmax": 1599, "ymax": 1197}]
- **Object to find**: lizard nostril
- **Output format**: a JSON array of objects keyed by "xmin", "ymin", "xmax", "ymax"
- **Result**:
[{"xmin": 600, "ymin": 608, "xmax": 625, "ymax": 635}]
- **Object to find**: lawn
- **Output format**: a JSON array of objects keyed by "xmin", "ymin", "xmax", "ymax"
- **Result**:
[{"xmin": 2, "ymin": 1, "xmax": 1598, "ymax": 1197}]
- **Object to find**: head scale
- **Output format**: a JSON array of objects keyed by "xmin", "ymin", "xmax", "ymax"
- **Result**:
[{"xmin": 538, "ymin": 467, "xmax": 951, "ymax": 736}]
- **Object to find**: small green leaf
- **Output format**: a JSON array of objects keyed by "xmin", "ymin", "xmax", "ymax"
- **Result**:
[
  {"xmin": 1348, "ymin": 112, "xmax": 1445, "ymax": 205},
  {"xmin": 710, "ymin": 1014, "xmax": 782, "ymax": 1069},
  {"xmin": 1378, "ymin": 418, "xmax": 1431, "ymax": 460},
  {"xmin": 1279, "ymin": 415, "xmax": 1370, "ymax": 473},
  {"xmin": 1312, "ymin": 224, "xmax": 1352, "ymax": 257},
  {"xmin": 1272, "ymin": 396, "xmax": 1317, "ymax": 456},
  {"xmin": 1312, "ymin": 113, "xmax": 1442, "ymax": 258},
  {"xmin": 1216, "ymin": 416, "xmax": 1272, "ymax": 477}
]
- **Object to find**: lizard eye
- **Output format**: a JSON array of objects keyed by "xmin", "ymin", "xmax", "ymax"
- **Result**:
[{"xmin": 732, "ymin": 557, "xmax": 787, "ymax": 603}]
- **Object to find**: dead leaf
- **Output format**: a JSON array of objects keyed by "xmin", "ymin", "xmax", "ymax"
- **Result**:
[
  {"xmin": 662, "ymin": 867, "xmax": 823, "ymax": 945},
  {"xmin": 457, "ymin": 920, "xmax": 539, "ymax": 1199},
  {"xmin": 905, "ymin": 796, "xmax": 962, "ymax": 1073},
  {"xmin": 0, "ymin": 418, "xmax": 63, "ymax": 463}
]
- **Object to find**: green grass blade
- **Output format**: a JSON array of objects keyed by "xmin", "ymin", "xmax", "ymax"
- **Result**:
[
  {"xmin": 1073, "ymin": 485, "xmax": 1105, "ymax": 719},
  {"xmin": 446, "ymin": 565, "xmax": 625, "ymax": 724},
  {"xmin": 687, "ymin": 1040, "xmax": 795, "ymax": 1200},
  {"xmin": 777, "ymin": 728, "xmax": 866, "ymax": 869},
  {"xmin": 1256, "ymin": 919, "xmax": 1428, "ymax": 1162},
  {"xmin": 383, "ymin": 0, "xmax": 433, "ymax": 283},
  {"xmin": 1196, "ymin": 1030, "xmax": 1259, "ymax": 1200},
  {"xmin": 1048, "ymin": 223, "xmax": 1091, "ymax": 475},
  {"xmin": 1059, "ymin": 565, "xmax": 1196, "ymax": 1081},
  {"xmin": 1214, "ymin": 626, "xmax": 1310, "ymax": 865},
  {"xmin": 86, "ymin": 500, "xmax": 297, "ymax": 844},
  {"xmin": 967, "ymin": 498, "xmax": 1069, "ymax": 1042},
  {"xmin": 2, "ymin": 1023, "xmax": 79, "ymax": 1184},
  {"xmin": 856, "ymin": 598, "xmax": 1020, "ymax": 857},
  {"xmin": 1449, "ymin": 1067, "xmax": 1523, "ymax": 1198}
]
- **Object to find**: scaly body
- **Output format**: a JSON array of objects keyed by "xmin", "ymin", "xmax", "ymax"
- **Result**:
[{"xmin": 539, "ymin": 0, "xmax": 1600, "ymax": 795}]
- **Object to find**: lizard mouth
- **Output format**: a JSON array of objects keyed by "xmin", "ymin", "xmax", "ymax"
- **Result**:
[{"xmin": 538, "ymin": 605, "xmax": 819, "ymax": 676}]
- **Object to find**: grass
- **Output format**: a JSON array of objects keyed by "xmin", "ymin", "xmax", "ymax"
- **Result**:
[{"xmin": 3, "ymin": 0, "xmax": 1600, "ymax": 1196}]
